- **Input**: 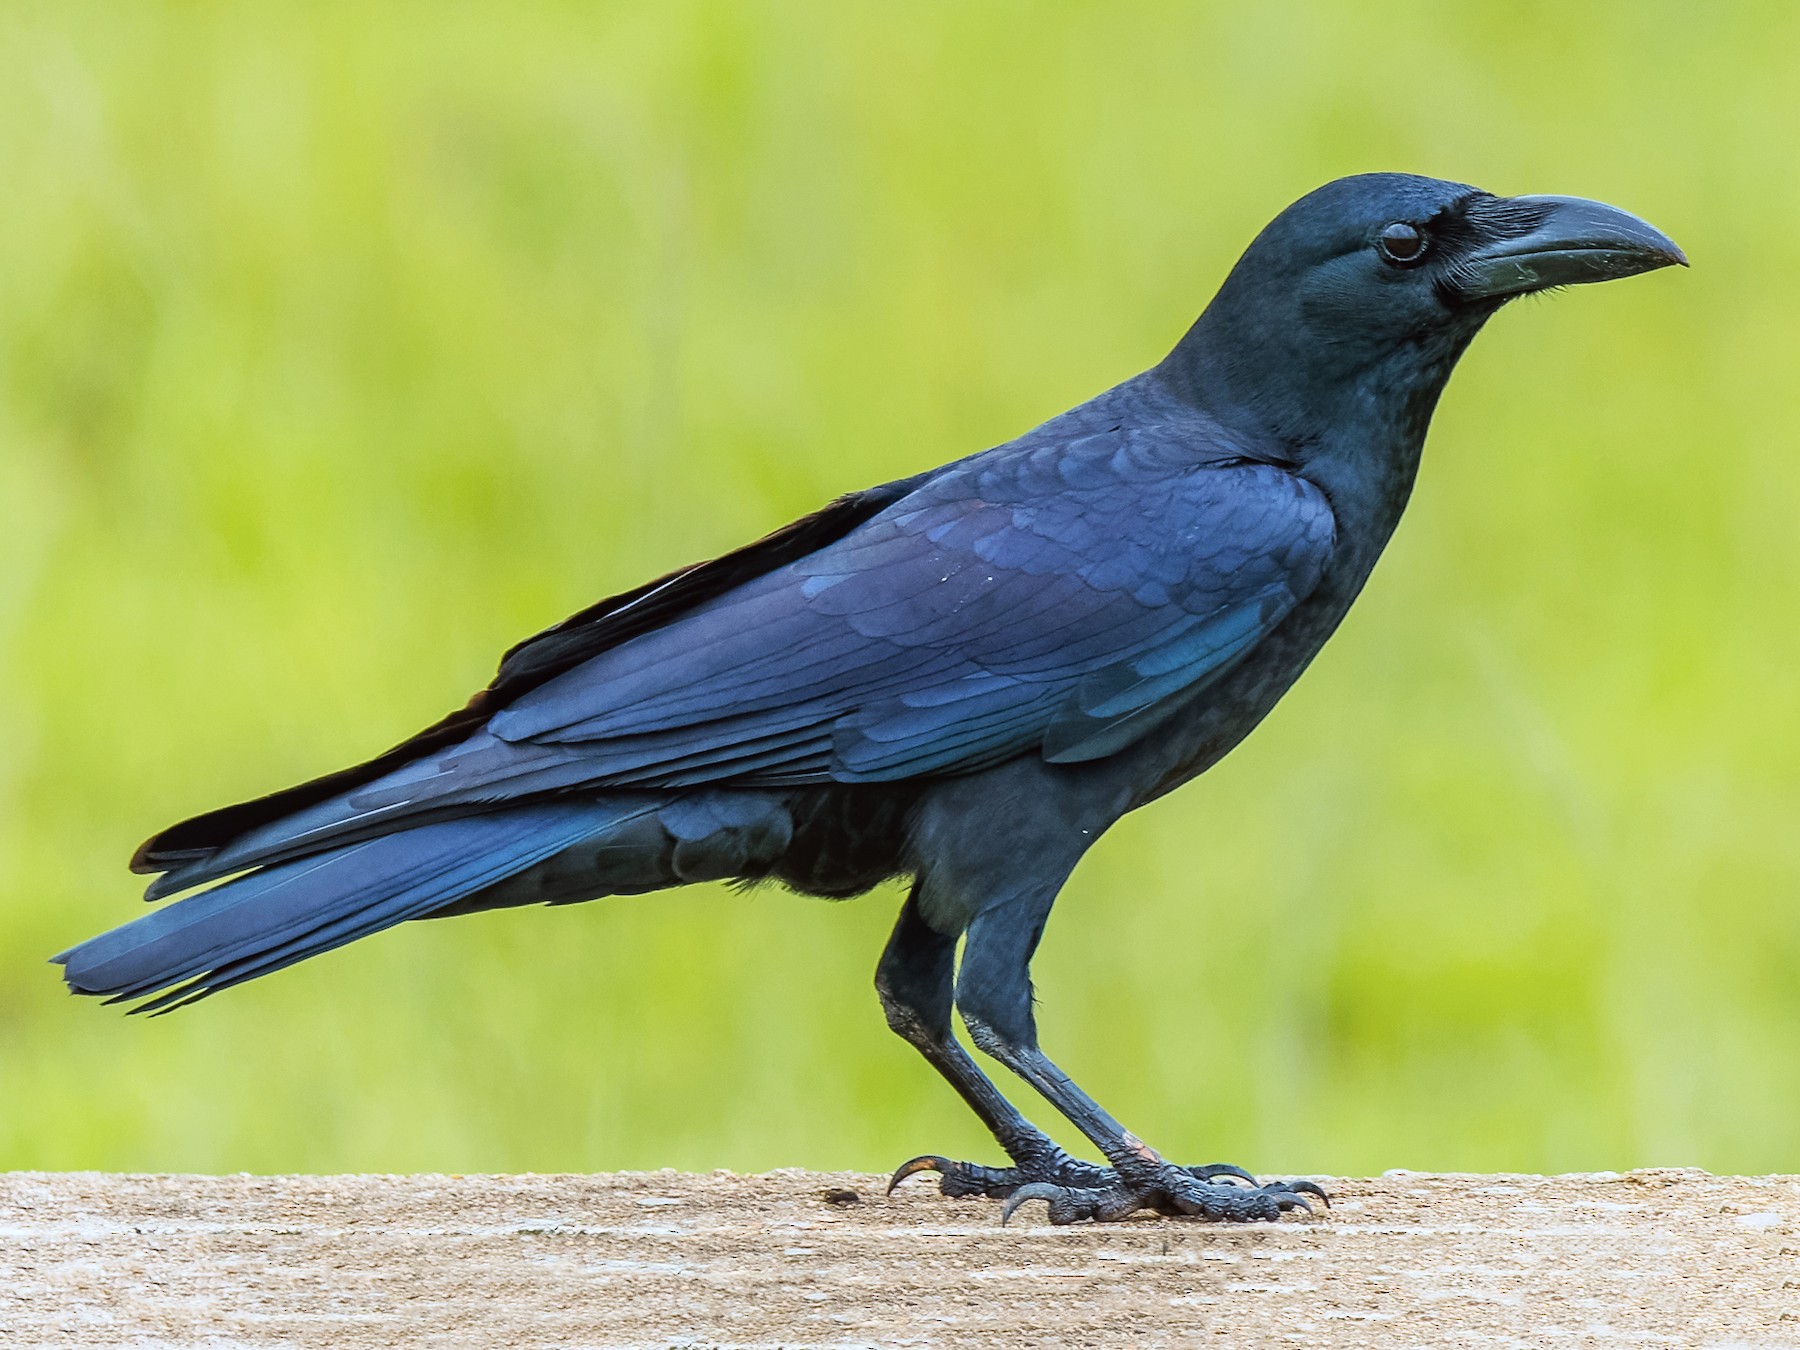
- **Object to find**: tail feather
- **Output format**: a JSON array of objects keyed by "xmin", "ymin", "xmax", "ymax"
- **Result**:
[
  {"xmin": 57, "ymin": 801, "xmax": 647, "ymax": 1012},
  {"xmin": 137, "ymin": 735, "xmax": 589, "ymax": 902}
]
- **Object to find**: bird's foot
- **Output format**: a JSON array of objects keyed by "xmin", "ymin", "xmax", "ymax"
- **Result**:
[
  {"xmin": 999, "ymin": 1162, "xmax": 1327, "ymax": 1225},
  {"xmin": 888, "ymin": 1146, "xmax": 1259, "ymax": 1203}
]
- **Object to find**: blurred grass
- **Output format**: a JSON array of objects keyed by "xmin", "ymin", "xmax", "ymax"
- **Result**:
[{"xmin": 2, "ymin": 0, "xmax": 1797, "ymax": 1177}]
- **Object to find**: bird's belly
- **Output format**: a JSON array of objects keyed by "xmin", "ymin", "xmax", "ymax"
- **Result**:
[{"xmin": 764, "ymin": 783, "xmax": 920, "ymax": 899}]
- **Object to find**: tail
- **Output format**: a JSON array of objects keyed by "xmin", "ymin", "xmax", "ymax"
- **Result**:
[{"xmin": 55, "ymin": 800, "xmax": 650, "ymax": 1014}]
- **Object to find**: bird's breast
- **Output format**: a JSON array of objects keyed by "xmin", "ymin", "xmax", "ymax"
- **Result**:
[{"xmin": 1111, "ymin": 463, "xmax": 1418, "ymax": 809}]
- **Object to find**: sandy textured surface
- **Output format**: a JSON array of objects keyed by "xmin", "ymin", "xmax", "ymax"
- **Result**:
[{"xmin": 2, "ymin": 1168, "xmax": 1797, "ymax": 1347}]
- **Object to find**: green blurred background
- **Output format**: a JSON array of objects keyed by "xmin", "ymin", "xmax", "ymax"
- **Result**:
[{"xmin": 2, "ymin": 0, "xmax": 1795, "ymax": 1179}]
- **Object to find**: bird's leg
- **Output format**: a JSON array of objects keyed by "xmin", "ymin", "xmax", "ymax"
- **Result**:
[
  {"xmin": 950, "ymin": 896, "xmax": 1326, "ymax": 1225},
  {"xmin": 877, "ymin": 888, "xmax": 1117, "ymax": 1198}
]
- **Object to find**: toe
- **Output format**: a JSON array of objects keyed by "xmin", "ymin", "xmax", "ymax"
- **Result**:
[
  {"xmin": 1002, "ymin": 1182, "xmax": 1144, "ymax": 1225},
  {"xmin": 1162, "ymin": 1171, "xmax": 1299, "ymax": 1222},
  {"xmin": 887, "ymin": 1154, "xmax": 1027, "ymax": 1199}
]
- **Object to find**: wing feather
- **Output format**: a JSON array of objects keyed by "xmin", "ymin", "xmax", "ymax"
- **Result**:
[
  {"xmin": 141, "ymin": 427, "xmax": 1337, "ymax": 893},
  {"xmin": 488, "ymin": 444, "xmax": 1335, "ymax": 786}
]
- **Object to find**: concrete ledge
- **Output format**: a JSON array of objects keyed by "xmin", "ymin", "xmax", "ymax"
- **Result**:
[{"xmin": 2, "ymin": 1169, "xmax": 1797, "ymax": 1347}]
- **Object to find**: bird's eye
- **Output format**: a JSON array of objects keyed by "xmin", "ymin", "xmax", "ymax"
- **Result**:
[{"xmin": 1376, "ymin": 221, "xmax": 1428, "ymax": 266}]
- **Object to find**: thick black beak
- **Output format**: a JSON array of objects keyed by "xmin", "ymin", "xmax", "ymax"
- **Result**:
[{"xmin": 1452, "ymin": 195, "xmax": 1687, "ymax": 301}]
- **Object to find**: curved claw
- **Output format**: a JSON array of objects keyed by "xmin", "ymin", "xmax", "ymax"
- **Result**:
[
  {"xmin": 1000, "ymin": 1182, "xmax": 1066, "ymax": 1226},
  {"xmin": 888, "ymin": 1155, "xmax": 949, "ymax": 1194},
  {"xmin": 1186, "ymin": 1162, "xmax": 1257, "ymax": 1185},
  {"xmin": 1271, "ymin": 1190, "xmax": 1316, "ymax": 1215},
  {"xmin": 1269, "ymin": 1178, "xmax": 1331, "ymax": 1208},
  {"xmin": 1288, "ymin": 1180, "xmax": 1332, "ymax": 1209}
]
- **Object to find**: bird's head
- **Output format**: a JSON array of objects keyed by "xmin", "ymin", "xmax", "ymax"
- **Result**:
[{"xmin": 1165, "ymin": 172, "xmax": 1686, "ymax": 452}]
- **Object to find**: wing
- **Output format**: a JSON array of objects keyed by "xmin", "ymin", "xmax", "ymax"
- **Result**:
[
  {"xmin": 131, "ymin": 474, "xmax": 931, "ymax": 874},
  {"xmin": 479, "ymin": 431, "xmax": 1336, "ymax": 784},
  {"xmin": 138, "ymin": 427, "xmax": 1335, "ymax": 895}
]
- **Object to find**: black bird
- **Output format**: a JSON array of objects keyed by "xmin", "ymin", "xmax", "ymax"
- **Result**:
[{"xmin": 57, "ymin": 174, "xmax": 1684, "ymax": 1224}]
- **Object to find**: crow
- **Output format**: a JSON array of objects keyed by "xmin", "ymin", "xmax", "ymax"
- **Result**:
[{"xmin": 56, "ymin": 174, "xmax": 1684, "ymax": 1225}]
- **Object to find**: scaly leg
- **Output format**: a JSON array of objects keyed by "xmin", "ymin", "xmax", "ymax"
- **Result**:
[
  {"xmin": 946, "ymin": 889, "xmax": 1325, "ymax": 1224},
  {"xmin": 877, "ymin": 888, "xmax": 1127, "ymax": 1196},
  {"xmin": 878, "ymin": 886, "xmax": 1271, "ymax": 1210}
]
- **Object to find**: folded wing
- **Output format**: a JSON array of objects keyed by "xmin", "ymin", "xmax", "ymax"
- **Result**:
[
  {"xmin": 144, "ymin": 431, "xmax": 1336, "ymax": 896},
  {"xmin": 488, "ymin": 439, "xmax": 1335, "ymax": 782}
]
